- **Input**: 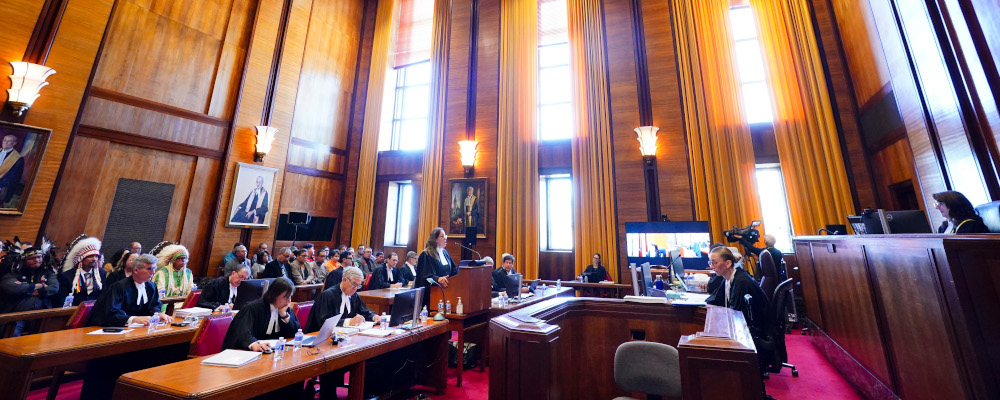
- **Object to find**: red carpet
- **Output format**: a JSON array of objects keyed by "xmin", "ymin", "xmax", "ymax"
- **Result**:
[{"xmin": 32, "ymin": 330, "xmax": 861, "ymax": 400}]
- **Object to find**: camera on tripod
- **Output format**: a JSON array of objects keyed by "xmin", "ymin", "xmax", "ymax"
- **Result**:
[{"xmin": 723, "ymin": 220, "xmax": 762, "ymax": 247}]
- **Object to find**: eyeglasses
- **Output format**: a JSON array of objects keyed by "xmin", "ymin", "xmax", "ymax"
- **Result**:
[{"xmin": 349, "ymin": 280, "xmax": 363, "ymax": 290}]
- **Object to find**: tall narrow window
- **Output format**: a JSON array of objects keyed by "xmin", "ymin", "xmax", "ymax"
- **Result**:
[
  {"xmin": 385, "ymin": 181, "xmax": 414, "ymax": 246},
  {"xmin": 539, "ymin": 174, "xmax": 573, "ymax": 250},
  {"xmin": 729, "ymin": 6, "xmax": 773, "ymax": 124},
  {"xmin": 537, "ymin": 0, "xmax": 573, "ymax": 141},
  {"xmin": 754, "ymin": 164, "xmax": 793, "ymax": 252},
  {"xmin": 378, "ymin": 0, "xmax": 433, "ymax": 151}
]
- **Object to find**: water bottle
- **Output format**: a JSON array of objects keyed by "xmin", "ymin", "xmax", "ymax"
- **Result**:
[
  {"xmin": 556, "ymin": 279, "xmax": 561, "ymax": 290},
  {"xmin": 654, "ymin": 275, "xmax": 664, "ymax": 290},
  {"xmin": 62, "ymin": 293, "xmax": 74, "ymax": 309},
  {"xmin": 419, "ymin": 306, "xmax": 429, "ymax": 323},
  {"xmin": 293, "ymin": 329, "xmax": 303, "ymax": 350},
  {"xmin": 445, "ymin": 300, "xmax": 452, "ymax": 314},
  {"xmin": 275, "ymin": 338, "xmax": 286, "ymax": 360},
  {"xmin": 158, "ymin": 287, "xmax": 166, "ymax": 299},
  {"xmin": 456, "ymin": 297, "xmax": 463, "ymax": 315},
  {"xmin": 191, "ymin": 283, "xmax": 198, "ymax": 291},
  {"xmin": 147, "ymin": 314, "xmax": 159, "ymax": 334},
  {"xmin": 380, "ymin": 312, "xmax": 389, "ymax": 327},
  {"xmin": 437, "ymin": 299, "xmax": 444, "ymax": 314}
]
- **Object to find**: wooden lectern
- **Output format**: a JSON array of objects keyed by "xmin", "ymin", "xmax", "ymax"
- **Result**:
[{"xmin": 430, "ymin": 265, "xmax": 492, "ymax": 313}]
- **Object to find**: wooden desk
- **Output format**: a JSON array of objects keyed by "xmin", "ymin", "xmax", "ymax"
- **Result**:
[
  {"xmin": 0, "ymin": 307, "xmax": 77, "ymax": 338},
  {"xmin": 0, "ymin": 324, "xmax": 199, "ymax": 399},
  {"xmin": 537, "ymin": 280, "xmax": 632, "ymax": 298},
  {"xmin": 489, "ymin": 287, "xmax": 574, "ymax": 318},
  {"xmin": 115, "ymin": 320, "xmax": 450, "ymax": 400},
  {"xmin": 293, "ymin": 283, "xmax": 324, "ymax": 303},
  {"xmin": 489, "ymin": 298, "xmax": 762, "ymax": 400},
  {"xmin": 357, "ymin": 288, "xmax": 403, "ymax": 316},
  {"xmin": 794, "ymin": 234, "xmax": 1000, "ymax": 400}
]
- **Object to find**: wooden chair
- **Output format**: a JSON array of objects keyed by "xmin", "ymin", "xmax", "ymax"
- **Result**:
[{"xmin": 189, "ymin": 313, "xmax": 234, "ymax": 357}]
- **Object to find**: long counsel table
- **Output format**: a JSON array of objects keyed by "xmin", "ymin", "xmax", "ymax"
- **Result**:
[
  {"xmin": 0, "ymin": 324, "xmax": 199, "ymax": 399},
  {"xmin": 115, "ymin": 320, "xmax": 450, "ymax": 400}
]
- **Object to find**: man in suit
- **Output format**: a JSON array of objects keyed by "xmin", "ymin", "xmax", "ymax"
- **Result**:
[
  {"xmin": 262, "ymin": 247, "xmax": 292, "ymax": 279},
  {"xmin": 370, "ymin": 252, "xmax": 402, "ymax": 290},
  {"xmin": 0, "ymin": 134, "xmax": 25, "ymax": 205},
  {"xmin": 198, "ymin": 265, "xmax": 251, "ymax": 311},
  {"xmin": 231, "ymin": 176, "xmax": 269, "ymax": 224},
  {"xmin": 356, "ymin": 247, "xmax": 376, "ymax": 276},
  {"xmin": 491, "ymin": 254, "xmax": 528, "ymax": 295}
]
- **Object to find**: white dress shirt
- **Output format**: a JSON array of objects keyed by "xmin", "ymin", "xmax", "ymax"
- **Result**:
[
  {"xmin": 437, "ymin": 248, "xmax": 447, "ymax": 265},
  {"xmin": 135, "ymin": 281, "xmax": 148, "ymax": 305},
  {"xmin": 228, "ymin": 284, "xmax": 239, "ymax": 303}
]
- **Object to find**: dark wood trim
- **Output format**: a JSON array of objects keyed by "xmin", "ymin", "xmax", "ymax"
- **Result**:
[
  {"xmin": 868, "ymin": 126, "xmax": 909, "ymax": 154},
  {"xmin": 77, "ymin": 125, "xmax": 225, "ymax": 159},
  {"xmin": 88, "ymin": 87, "xmax": 231, "ymax": 127},
  {"xmin": 858, "ymin": 83, "xmax": 893, "ymax": 115},
  {"xmin": 287, "ymin": 164, "xmax": 346, "ymax": 180},
  {"xmin": 289, "ymin": 137, "xmax": 348, "ymax": 156},
  {"xmin": 23, "ymin": 0, "xmax": 70, "ymax": 65},
  {"xmin": 375, "ymin": 173, "xmax": 422, "ymax": 182},
  {"xmin": 37, "ymin": 0, "xmax": 122, "ymax": 242},
  {"xmin": 465, "ymin": 0, "xmax": 479, "ymax": 141},
  {"xmin": 630, "ymin": 0, "xmax": 652, "ymax": 126},
  {"xmin": 261, "ymin": 0, "xmax": 294, "ymax": 126},
  {"xmin": 805, "ymin": 319, "xmax": 898, "ymax": 400}
]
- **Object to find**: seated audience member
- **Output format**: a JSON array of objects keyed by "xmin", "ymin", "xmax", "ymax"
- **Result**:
[
  {"xmin": 1, "ymin": 244, "xmax": 59, "ymax": 335},
  {"xmin": 198, "ymin": 265, "xmax": 251, "ymax": 311},
  {"xmin": 222, "ymin": 242, "xmax": 244, "ymax": 268},
  {"xmin": 583, "ymin": 253, "xmax": 608, "ymax": 283},
  {"xmin": 323, "ymin": 251, "xmax": 353, "ymax": 291},
  {"xmin": 483, "ymin": 256, "xmax": 494, "ymax": 268},
  {"xmin": 105, "ymin": 251, "xmax": 137, "ymax": 287},
  {"xmin": 322, "ymin": 249, "xmax": 340, "ymax": 273},
  {"xmin": 220, "ymin": 277, "xmax": 301, "ymax": 400},
  {"xmin": 262, "ymin": 247, "xmax": 293, "ymax": 279},
  {"xmin": 312, "ymin": 250, "xmax": 330, "ymax": 283},
  {"xmin": 746, "ymin": 234, "xmax": 786, "ymax": 279},
  {"xmin": 153, "ymin": 243, "xmax": 194, "ymax": 298},
  {"xmin": 103, "ymin": 249, "xmax": 127, "ymax": 275},
  {"xmin": 416, "ymin": 228, "xmax": 459, "ymax": 306},
  {"xmin": 128, "ymin": 241, "xmax": 142, "ymax": 255},
  {"xmin": 288, "ymin": 249, "xmax": 316, "ymax": 285},
  {"xmin": 399, "ymin": 251, "xmax": 418, "ymax": 287},
  {"xmin": 81, "ymin": 254, "xmax": 174, "ymax": 400},
  {"xmin": 356, "ymin": 247, "xmax": 376, "ymax": 276},
  {"xmin": 374, "ymin": 251, "xmax": 386, "ymax": 268},
  {"xmin": 705, "ymin": 246, "xmax": 768, "ymax": 335},
  {"xmin": 251, "ymin": 250, "xmax": 271, "ymax": 278},
  {"xmin": 223, "ymin": 244, "xmax": 252, "ymax": 277},
  {"xmin": 57, "ymin": 235, "xmax": 107, "ymax": 306},
  {"xmin": 370, "ymin": 252, "xmax": 402, "ymax": 290},
  {"xmin": 934, "ymin": 190, "xmax": 990, "ymax": 234},
  {"xmin": 251, "ymin": 242, "xmax": 269, "ymax": 265},
  {"xmin": 303, "ymin": 243, "xmax": 315, "ymax": 262}
]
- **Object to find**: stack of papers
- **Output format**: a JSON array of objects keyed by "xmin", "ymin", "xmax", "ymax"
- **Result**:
[
  {"xmin": 357, "ymin": 328, "xmax": 393, "ymax": 337},
  {"xmin": 201, "ymin": 350, "xmax": 261, "ymax": 367},
  {"xmin": 624, "ymin": 296, "xmax": 668, "ymax": 304},
  {"xmin": 175, "ymin": 307, "xmax": 213, "ymax": 318}
]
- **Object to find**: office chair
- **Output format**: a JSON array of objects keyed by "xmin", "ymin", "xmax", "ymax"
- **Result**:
[
  {"xmin": 763, "ymin": 278, "xmax": 798, "ymax": 378},
  {"xmin": 613, "ymin": 341, "xmax": 682, "ymax": 400},
  {"xmin": 758, "ymin": 251, "xmax": 778, "ymax": 301},
  {"xmin": 974, "ymin": 201, "xmax": 1000, "ymax": 233}
]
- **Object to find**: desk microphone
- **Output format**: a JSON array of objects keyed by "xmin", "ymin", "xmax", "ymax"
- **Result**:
[
  {"xmin": 456, "ymin": 243, "xmax": 481, "ymax": 259},
  {"xmin": 426, "ymin": 278, "xmax": 448, "ymax": 321}
]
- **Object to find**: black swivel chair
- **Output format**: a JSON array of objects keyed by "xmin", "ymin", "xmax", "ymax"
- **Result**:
[
  {"xmin": 763, "ymin": 278, "xmax": 798, "ymax": 378},
  {"xmin": 974, "ymin": 201, "xmax": 1000, "ymax": 233},
  {"xmin": 758, "ymin": 251, "xmax": 779, "ymax": 302}
]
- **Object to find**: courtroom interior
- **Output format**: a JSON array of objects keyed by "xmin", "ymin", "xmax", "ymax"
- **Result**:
[{"xmin": 1, "ymin": 0, "xmax": 999, "ymax": 399}]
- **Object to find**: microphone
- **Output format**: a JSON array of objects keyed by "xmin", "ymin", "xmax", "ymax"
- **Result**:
[
  {"xmin": 456, "ymin": 243, "xmax": 481, "ymax": 259},
  {"xmin": 426, "ymin": 278, "xmax": 448, "ymax": 321},
  {"xmin": 818, "ymin": 228, "xmax": 838, "ymax": 235}
]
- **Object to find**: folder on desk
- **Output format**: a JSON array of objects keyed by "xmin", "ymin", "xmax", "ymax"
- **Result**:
[{"xmin": 201, "ymin": 349, "xmax": 261, "ymax": 367}]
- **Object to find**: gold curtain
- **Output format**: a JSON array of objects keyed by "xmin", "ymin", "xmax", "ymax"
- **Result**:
[
  {"xmin": 416, "ymin": 0, "xmax": 452, "ymax": 240},
  {"xmin": 351, "ymin": 0, "xmax": 397, "ymax": 245},
  {"xmin": 567, "ymin": 0, "xmax": 618, "ymax": 281},
  {"xmin": 751, "ymin": 0, "xmax": 855, "ymax": 235},
  {"xmin": 496, "ymin": 0, "xmax": 540, "ymax": 279},
  {"xmin": 673, "ymin": 0, "xmax": 763, "ymax": 247}
]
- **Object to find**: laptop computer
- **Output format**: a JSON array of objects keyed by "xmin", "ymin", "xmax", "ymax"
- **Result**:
[{"xmin": 301, "ymin": 313, "xmax": 342, "ymax": 347}]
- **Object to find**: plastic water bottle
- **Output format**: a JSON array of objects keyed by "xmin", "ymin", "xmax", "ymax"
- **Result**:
[
  {"xmin": 293, "ymin": 329, "xmax": 303, "ymax": 350},
  {"xmin": 192, "ymin": 283, "xmax": 198, "ymax": 291},
  {"xmin": 500, "ymin": 292, "xmax": 508, "ymax": 306},
  {"xmin": 419, "ymin": 306, "xmax": 429, "ymax": 323},
  {"xmin": 147, "ymin": 314, "xmax": 159, "ymax": 334},
  {"xmin": 456, "ymin": 297, "xmax": 463, "ymax": 315},
  {"xmin": 158, "ymin": 287, "xmax": 166, "ymax": 299},
  {"xmin": 445, "ymin": 300, "xmax": 452, "ymax": 314},
  {"xmin": 62, "ymin": 293, "xmax": 74, "ymax": 309},
  {"xmin": 437, "ymin": 299, "xmax": 444, "ymax": 314},
  {"xmin": 654, "ymin": 275, "xmax": 664, "ymax": 290},
  {"xmin": 380, "ymin": 312, "xmax": 389, "ymax": 327},
  {"xmin": 275, "ymin": 337, "xmax": 286, "ymax": 360},
  {"xmin": 556, "ymin": 279, "xmax": 561, "ymax": 290}
]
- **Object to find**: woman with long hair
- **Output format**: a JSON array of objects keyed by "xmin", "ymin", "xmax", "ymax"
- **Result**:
[
  {"xmin": 933, "ymin": 191, "xmax": 989, "ymax": 234},
  {"xmin": 415, "ymin": 228, "xmax": 459, "ymax": 305},
  {"xmin": 105, "ymin": 250, "xmax": 138, "ymax": 286}
]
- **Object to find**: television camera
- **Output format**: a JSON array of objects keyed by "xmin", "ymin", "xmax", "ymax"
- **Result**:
[{"xmin": 724, "ymin": 220, "xmax": 762, "ymax": 247}]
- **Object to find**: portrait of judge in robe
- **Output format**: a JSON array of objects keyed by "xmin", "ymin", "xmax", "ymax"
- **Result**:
[
  {"xmin": 447, "ymin": 178, "xmax": 487, "ymax": 238},
  {"xmin": 0, "ymin": 122, "xmax": 49, "ymax": 215},
  {"xmin": 226, "ymin": 163, "xmax": 278, "ymax": 228}
]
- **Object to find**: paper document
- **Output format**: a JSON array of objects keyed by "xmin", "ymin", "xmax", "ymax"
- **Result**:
[
  {"xmin": 672, "ymin": 293, "xmax": 710, "ymax": 306},
  {"xmin": 357, "ymin": 328, "xmax": 393, "ymax": 337},
  {"xmin": 88, "ymin": 329, "xmax": 134, "ymax": 335},
  {"xmin": 201, "ymin": 349, "xmax": 262, "ymax": 367}
]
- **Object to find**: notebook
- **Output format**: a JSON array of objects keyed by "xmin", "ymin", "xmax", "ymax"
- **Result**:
[{"xmin": 201, "ymin": 349, "xmax": 261, "ymax": 367}]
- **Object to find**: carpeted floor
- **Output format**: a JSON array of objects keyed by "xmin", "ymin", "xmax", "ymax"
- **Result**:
[{"xmin": 31, "ymin": 330, "xmax": 861, "ymax": 400}]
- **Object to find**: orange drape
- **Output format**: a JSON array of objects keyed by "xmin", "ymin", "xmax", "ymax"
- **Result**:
[
  {"xmin": 393, "ymin": 0, "xmax": 434, "ymax": 68},
  {"xmin": 568, "ymin": 0, "xmax": 619, "ymax": 281},
  {"xmin": 496, "ymin": 0, "xmax": 540, "ymax": 279},
  {"xmin": 673, "ymin": 0, "xmax": 763, "ymax": 250},
  {"xmin": 751, "ymin": 0, "xmax": 855, "ymax": 235},
  {"xmin": 416, "ymin": 0, "xmax": 452, "ymax": 242}
]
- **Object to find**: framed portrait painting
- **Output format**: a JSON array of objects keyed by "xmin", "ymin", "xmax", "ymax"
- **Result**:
[
  {"xmin": 226, "ymin": 162, "xmax": 279, "ymax": 228},
  {"xmin": 447, "ymin": 178, "xmax": 487, "ymax": 239},
  {"xmin": 0, "ymin": 122, "xmax": 50, "ymax": 216}
]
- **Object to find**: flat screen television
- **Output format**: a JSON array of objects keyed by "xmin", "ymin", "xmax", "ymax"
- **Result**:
[{"xmin": 625, "ymin": 221, "xmax": 712, "ymax": 271}]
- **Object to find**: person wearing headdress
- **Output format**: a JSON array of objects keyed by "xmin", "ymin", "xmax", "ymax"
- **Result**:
[
  {"xmin": 149, "ymin": 240, "xmax": 172, "ymax": 256},
  {"xmin": 1, "ymin": 239, "xmax": 58, "ymax": 335},
  {"xmin": 105, "ymin": 250, "xmax": 138, "ymax": 287},
  {"xmin": 152, "ymin": 243, "xmax": 194, "ymax": 299},
  {"xmin": 56, "ymin": 235, "xmax": 107, "ymax": 306}
]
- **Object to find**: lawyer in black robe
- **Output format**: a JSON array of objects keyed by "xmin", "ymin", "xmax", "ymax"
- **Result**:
[
  {"xmin": 222, "ymin": 281, "xmax": 300, "ymax": 350},
  {"xmin": 198, "ymin": 267, "xmax": 250, "ymax": 310},
  {"xmin": 706, "ymin": 259, "xmax": 769, "ymax": 335},
  {"xmin": 368, "ymin": 263, "xmax": 402, "ymax": 290},
  {"xmin": 305, "ymin": 284, "xmax": 375, "ymax": 332},
  {"xmin": 491, "ymin": 266, "xmax": 510, "ymax": 294},
  {"xmin": 86, "ymin": 279, "xmax": 163, "ymax": 327}
]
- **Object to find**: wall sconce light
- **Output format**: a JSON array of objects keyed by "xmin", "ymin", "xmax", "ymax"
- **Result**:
[
  {"xmin": 634, "ymin": 126, "xmax": 659, "ymax": 165},
  {"xmin": 6, "ymin": 62, "xmax": 56, "ymax": 117},
  {"xmin": 254, "ymin": 125, "xmax": 277, "ymax": 162},
  {"xmin": 458, "ymin": 140, "xmax": 478, "ymax": 175}
]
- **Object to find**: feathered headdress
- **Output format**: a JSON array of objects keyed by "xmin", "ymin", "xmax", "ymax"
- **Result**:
[
  {"xmin": 63, "ymin": 236, "xmax": 103, "ymax": 294},
  {"xmin": 150, "ymin": 241, "xmax": 172, "ymax": 256},
  {"xmin": 155, "ymin": 243, "xmax": 191, "ymax": 295}
]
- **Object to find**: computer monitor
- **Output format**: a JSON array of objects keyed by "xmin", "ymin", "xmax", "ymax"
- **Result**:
[
  {"xmin": 389, "ymin": 287, "xmax": 423, "ymax": 328},
  {"xmin": 629, "ymin": 263, "xmax": 640, "ymax": 297},
  {"xmin": 505, "ymin": 273, "xmax": 523, "ymax": 300},
  {"xmin": 669, "ymin": 249, "xmax": 685, "ymax": 284},
  {"xmin": 234, "ymin": 279, "xmax": 270, "ymax": 310},
  {"xmin": 884, "ymin": 210, "xmax": 932, "ymax": 233},
  {"xmin": 630, "ymin": 263, "xmax": 653, "ymax": 296},
  {"xmin": 861, "ymin": 209, "xmax": 889, "ymax": 234},
  {"xmin": 287, "ymin": 211, "xmax": 310, "ymax": 224}
]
